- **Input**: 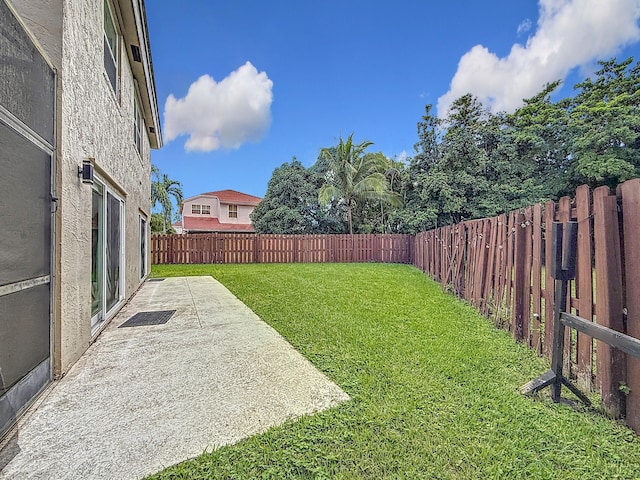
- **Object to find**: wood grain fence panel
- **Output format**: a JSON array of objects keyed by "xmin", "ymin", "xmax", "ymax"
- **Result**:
[
  {"xmin": 523, "ymin": 207, "xmax": 533, "ymax": 346},
  {"xmin": 505, "ymin": 212, "xmax": 515, "ymax": 332},
  {"xmin": 619, "ymin": 178, "xmax": 640, "ymax": 432},
  {"xmin": 441, "ymin": 226, "xmax": 449, "ymax": 287},
  {"xmin": 493, "ymin": 215, "xmax": 506, "ymax": 325},
  {"xmin": 531, "ymin": 204, "xmax": 543, "ymax": 354},
  {"xmin": 454, "ymin": 225, "xmax": 466, "ymax": 296},
  {"xmin": 474, "ymin": 220, "xmax": 486, "ymax": 309},
  {"xmin": 481, "ymin": 217, "xmax": 496, "ymax": 316},
  {"xmin": 513, "ymin": 212, "xmax": 527, "ymax": 342},
  {"xmin": 593, "ymin": 186, "xmax": 625, "ymax": 418},
  {"xmin": 463, "ymin": 223, "xmax": 473, "ymax": 302},
  {"xmin": 476, "ymin": 220, "xmax": 490, "ymax": 314},
  {"xmin": 575, "ymin": 185, "xmax": 593, "ymax": 391},
  {"xmin": 543, "ymin": 201, "xmax": 556, "ymax": 357}
]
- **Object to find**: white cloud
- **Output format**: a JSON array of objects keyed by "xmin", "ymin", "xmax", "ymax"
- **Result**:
[
  {"xmin": 396, "ymin": 150, "xmax": 408, "ymax": 164},
  {"xmin": 517, "ymin": 18, "xmax": 532, "ymax": 36},
  {"xmin": 437, "ymin": 0, "xmax": 640, "ymax": 117},
  {"xmin": 164, "ymin": 62, "xmax": 273, "ymax": 152}
]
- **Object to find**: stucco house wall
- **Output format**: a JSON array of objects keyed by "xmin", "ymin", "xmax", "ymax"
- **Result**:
[
  {"xmin": 9, "ymin": 0, "xmax": 161, "ymax": 375},
  {"xmin": 218, "ymin": 203, "xmax": 253, "ymax": 224}
]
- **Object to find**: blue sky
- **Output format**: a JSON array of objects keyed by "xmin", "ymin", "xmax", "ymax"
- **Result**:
[{"xmin": 147, "ymin": 0, "xmax": 640, "ymax": 200}]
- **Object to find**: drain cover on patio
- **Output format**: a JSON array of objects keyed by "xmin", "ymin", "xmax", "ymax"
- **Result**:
[
  {"xmin": 119, "ymin": 310, "xmax": 176, "ymax": 328},
  {"xmin": 147, "ymin": 278, "xmax": 165, "ymax": 282}
]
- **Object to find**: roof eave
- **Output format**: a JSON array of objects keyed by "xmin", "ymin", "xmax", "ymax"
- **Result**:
[{"xmin": 119, "ymin": 0, "xmax": 162, "ymax": 149}]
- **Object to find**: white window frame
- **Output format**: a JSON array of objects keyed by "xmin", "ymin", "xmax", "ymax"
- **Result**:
[
  {"xmin": 228, "ymin": 204, "xmax": 238, "ymax": 218},
  {"xmin": 201, "ymin": 204, "xmax": 211, "ymax": 215},
  {"xmin": 103, "ymin": 0, "xmax": 119, "ymax": 96},
  {"xmin": 191, "ymin": 204, "xmax": 201, "ymax": 214}
]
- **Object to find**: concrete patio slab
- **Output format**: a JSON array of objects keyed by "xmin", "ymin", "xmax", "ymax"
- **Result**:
[{"xmin": 0, "ymin": 276, "xmax": 349, "ymax": 480}]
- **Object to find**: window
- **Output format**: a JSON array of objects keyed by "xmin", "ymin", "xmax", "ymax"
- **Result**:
[
  {"xmin": 103, "ymin": 0, "xmax": 119, "ymax": 94},
  {"xmin": 191, "ymin": 204, "xmax": 201, "ymax": 214},
  {"xmin": 134, "ymin": 97, "xmax": 143, "ymax": 155},
  {"xmin": 201, "ymin": 204, "xmax": 210, "ymax": 215},
  {"xmin": 228, "ymin": 205, "xmax": 238, "ymax": 218}
]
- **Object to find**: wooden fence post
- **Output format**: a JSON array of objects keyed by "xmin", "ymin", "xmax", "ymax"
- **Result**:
[
  {"xmin": 575, "ymin": 185, "xmax": 593, "ymax": 391},
  {"xmin": 513, "ymin": 212, "xmax": 527, "ymax": 342},
  {"xmin": 593, "ymin": 186, "xmax": 625, "ymax": 418},
  {"xmin": 619, "ymin": 178, "xmax": 640, "ymax": 432},
  {"xmin": 543, "ymin": 200, "xmax": 556, "ymax": 357},
  {"xmin": 531, "ymin": 204, "xmax": 543, "ymax": 354}
]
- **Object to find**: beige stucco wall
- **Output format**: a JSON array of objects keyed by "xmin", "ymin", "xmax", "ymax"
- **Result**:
[
  {"xmin": 57, "ymin": 0, "xmax": 152, "ymax": 373},
  {"xmin": 11, "ymin": 0, "xmax": 153, "ymax": 375}
]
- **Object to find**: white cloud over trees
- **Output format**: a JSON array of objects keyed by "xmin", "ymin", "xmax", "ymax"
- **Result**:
[
  {"xmin": 164, "ymin": 62, "xmax": 273, "ymax": 152},
  {"xmin": 437, "ymin": 0, "xmax": 640, "ymax": 117}
]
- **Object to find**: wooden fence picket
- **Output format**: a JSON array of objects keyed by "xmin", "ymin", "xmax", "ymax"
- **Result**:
[{"xmin": 619, "ymin": 179, "xmax": 640, "ymax": 432}]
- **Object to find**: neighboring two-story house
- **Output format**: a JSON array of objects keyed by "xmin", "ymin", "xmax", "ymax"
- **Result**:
[
  {"xmin": 178, "ymin": 190, "xmax": 262, "ymax": 233},
  {"xmin": 0, "ymin": 0, "xmax": 161, "ymax": 438}
]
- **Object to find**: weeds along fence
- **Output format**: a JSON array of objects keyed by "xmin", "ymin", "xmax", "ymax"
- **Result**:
[
  {"xmin": 151, "ymin": 233, "xmax": 413, "ymax": 265},
  {"xmin": 413, "ymin": 178, "xmax": 640, "ymax": 433}
]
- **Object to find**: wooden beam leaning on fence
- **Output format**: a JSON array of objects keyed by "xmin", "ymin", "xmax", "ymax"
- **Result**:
[{"xmin": 521, "ymin": 221, "xmax": 640, "ymax": 407}]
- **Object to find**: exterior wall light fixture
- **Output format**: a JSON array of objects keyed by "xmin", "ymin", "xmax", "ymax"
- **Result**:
[{"xmin": 78, "ymin": 159, "xmax": 94, "ymax": 184}]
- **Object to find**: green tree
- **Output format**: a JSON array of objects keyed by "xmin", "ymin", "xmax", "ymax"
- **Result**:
[
  {"xmin": 318, "ymin": 134, "xmax": 401, "ymax": 234},
  {"xmin": 151, "ymin": 165, "xmax": 183, "ymax": 233},
  {"xmin": 251, "ymin": 159, "xmax": 345, "ymax": 234},
  {"xmin": 569, "ymin": 57, "xmax": 640, "ymax": 189},
  {"xmin": 510, "ymin": 81, "xmax": 573, "ymax": 198}
]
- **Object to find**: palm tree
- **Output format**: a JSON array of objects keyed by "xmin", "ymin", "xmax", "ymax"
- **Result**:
[
  {"xmin": 318, "ymin": 134, "xmax": 401, "ymax": 234},
  {"xmin": 151, "ymin": 165, "xmax": 183, "ymax": 233}
]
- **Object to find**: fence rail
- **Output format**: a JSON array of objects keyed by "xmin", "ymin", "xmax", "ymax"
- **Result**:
[
  {"xmin": 412, "ymin": 178, "xmax": 640, "ymax": 433},
  {"xmin": 151, "ymin": 233, "xmax": 413, "ymax": 265}
]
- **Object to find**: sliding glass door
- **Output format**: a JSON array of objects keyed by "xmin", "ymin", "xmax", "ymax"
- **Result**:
[{"xmin": 91, "ymin": 178, "xmax": 124, "ymax": 332}]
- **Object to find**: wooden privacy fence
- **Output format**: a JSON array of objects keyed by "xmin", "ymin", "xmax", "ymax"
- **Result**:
[
  {"xmin": 152, "ymin": 233, "xmax": 413, "ymax": 265},
  {"xmin": 413, "ymin": 178, "xmax": 640, "ymax": 433}
]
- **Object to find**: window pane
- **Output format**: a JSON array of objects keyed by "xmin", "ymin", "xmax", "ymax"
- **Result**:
[
  {"xmin": 105, "ymin": 192, "xmax": 121, "ymax": 312},
  {"xmin": 191, "ymin": 204, "xmax": 200, "ymax": 214},
  {"xmin": 202, "ymin": 205, "xmax": 210, "ymax": 215},
  {"xmin": 104, "ymin": 0, "xmax": 117, "ymax": 58},
  {"xmin": 103, "ymin": 0, "xmax": 118, "ymax": 93},
  {"xmin": 103, "ymin": 38, "xmax": 117, "ymax": 93},
  {"xmin": 91, "ymin": 187, "xmax": 103, "ymax": 317},
  {"xmin": 229, "ymin": 205, "xmax": 238, "ymax": 218}
]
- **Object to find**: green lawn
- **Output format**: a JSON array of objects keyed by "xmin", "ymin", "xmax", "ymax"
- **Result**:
[{"xmin": 147, "ymin": 263, "xmax": 640, "ymax": 480}]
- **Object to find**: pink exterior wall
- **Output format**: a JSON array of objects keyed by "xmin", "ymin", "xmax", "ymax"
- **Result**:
[
  {"xmin": 183, "ymin": 196, "xmax": 220, "ymax": 218},
  {"xmin": 218, "ymin": 203, "xmax": 254, "ymax": 224}
]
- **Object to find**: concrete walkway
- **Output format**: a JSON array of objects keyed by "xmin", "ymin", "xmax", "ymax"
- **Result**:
[{"xmin": 0, "ymin": 276, "xmax": 349, "ymax": 480}]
